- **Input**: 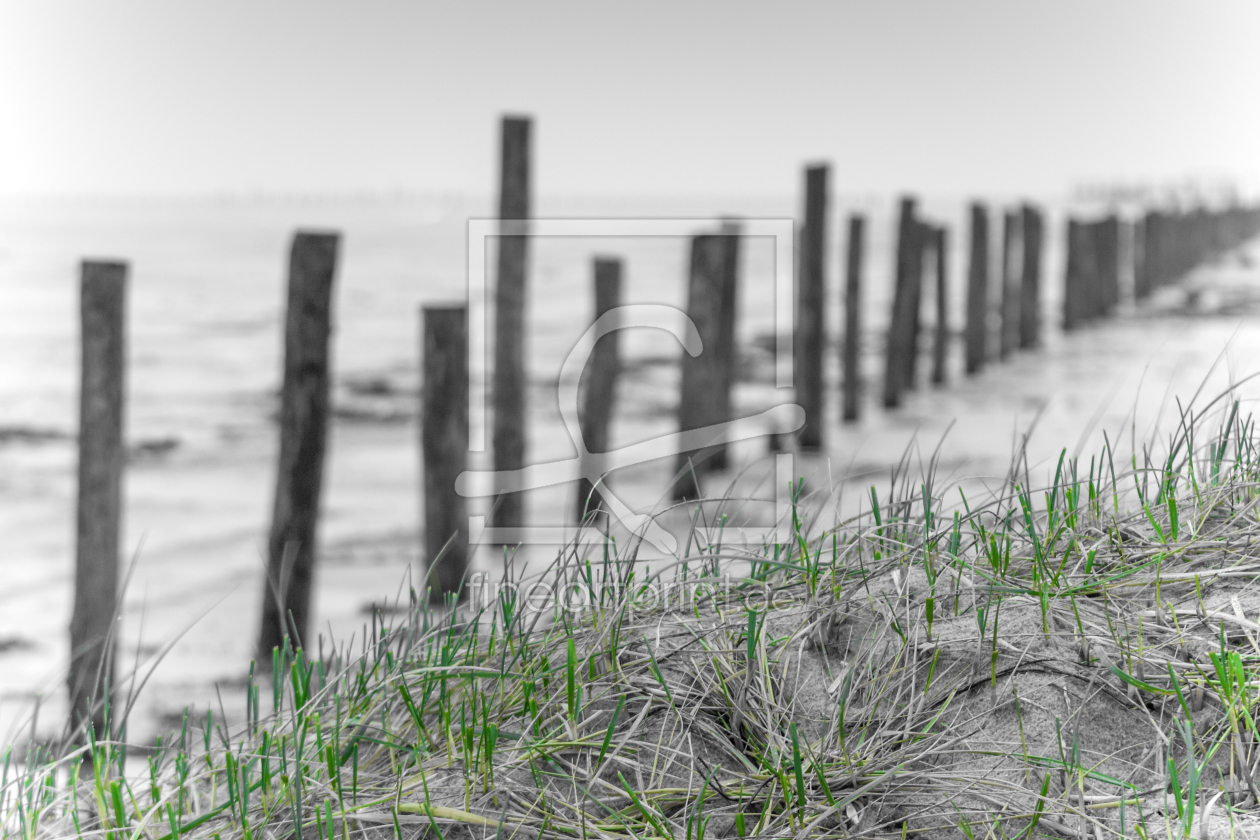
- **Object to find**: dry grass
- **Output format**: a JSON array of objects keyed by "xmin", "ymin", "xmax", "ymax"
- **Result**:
[{"xmin": 10, "ymin": 395, "xmax": 1260, "ymax": 838}]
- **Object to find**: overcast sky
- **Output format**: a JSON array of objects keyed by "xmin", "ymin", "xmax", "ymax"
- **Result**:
[{"xmin": 1, "ymin": 1, "xmax": 1257, "ymax": 198}]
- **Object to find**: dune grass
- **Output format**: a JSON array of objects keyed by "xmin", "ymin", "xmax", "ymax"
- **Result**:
[{"xmin": 9, "ymin": 394, "xmax": 1260, "ymax": 838}]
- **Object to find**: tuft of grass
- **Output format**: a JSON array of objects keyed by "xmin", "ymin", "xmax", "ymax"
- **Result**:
[{"xmin": 14, "ymin": 396, "xmax": 1260, "ymax": 837}]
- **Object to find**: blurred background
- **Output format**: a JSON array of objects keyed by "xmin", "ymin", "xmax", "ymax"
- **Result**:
[{"xmin": 1, "ymin": 1, "xmax": 1259, "ymax": 746}]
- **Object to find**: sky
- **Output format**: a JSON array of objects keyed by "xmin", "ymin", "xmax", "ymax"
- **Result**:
[{"xmin": 0, "ymin": 1, "xmax": 1257, "ymax": 198}]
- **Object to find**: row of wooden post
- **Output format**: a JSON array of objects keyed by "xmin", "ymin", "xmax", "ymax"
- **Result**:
[
  {"xmin": 1063, "ymin": 216, "xmax": 1120, "ymax": 329},
  {"xmin": 1064, "ymin": 205, "xmax": 1260, "ymax": 331},
  {"xmin": 64, "ymin": 113, "xmax": 1260, "ymax": 741},
  {"xmin": 1135, "ymin": 206, "xmax": 1260, "ymax": 301},
  {"xmin": 853, "ymin": 198, "xmax": 1046, "ymax": 413},
  {"xmin": 791, "ymin": 187, "xmax": 1050, "ymax": 428},
  {"xmin": 64, "ymin": 120, "xmax": 538, "ymax": 738}
]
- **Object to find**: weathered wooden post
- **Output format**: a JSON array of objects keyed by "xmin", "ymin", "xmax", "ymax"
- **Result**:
[
  {"xmin": 1152, "ymin": 210, "xmax": 1173, "ymax": 289},
  {"xmin": 675, "ymin": 229, "xmax": 739, "ymax": 498},
  {"xmin": 883, "ymin": 196, "xmax": 921, "ymax": 407},
  {"xmin": 930, "ymin": 226, "xmax": 949, "ymax": 386},
  {"xmin": 1189, "ymin": 208, "xmax": 1208, "ymax": 271},
  {"xmin": 1096, "ymin": 215, "xmax": 1121, "ymax": 316},
  {"xmin": 491, "ymin": 115, "xmax": 531, "ymax": 532},
  {"xmin": 1089, "ymin": 220, "xmax": 1106, "ymax": 319},
  {"xmin": 796, "ymin": 164, "xmax": 828, "ymax": 449},
  {"xmin": 712, "ymin": 219, "xmax": 741, "ymax": 469},
  {"xmin": 1018, "ymin": 204, "xmax": 1043, "ymax": 348},
  {"xmin": 1167, "ymin": 210, "xmax": 1187, "ymax": 286},
  {"xmin": 1063, "ymin": 219, "xmax": 1085, "ymax": 331},
  {"xmin": 1150, "ymin": 210, "xmax": 1165, "ymax": 293},
  {"xmin": 999, "ymin": 210, "xmax": 1020, "ymax": 360},
  {"xmin": 904, "ymin": 219, "xmax": 928, "ymax": 389},
  {"xmin": 70, "ymin": 260, "xmax": 126, "ymax": 740},
  {"xmin": 422, "ymin": 304, "xmax": 469, "ymax": 603},
  {"xmin": 1078, "ymin": 220, "xmax": 1097, "ymax": 322},
  {"xmin": 1118, "ymin": 218, "xmax": 1134, "ymax": 308},
  {"xmin": 842, "ymin": 214, "xmax": 864, "ymax": 422},
  {"xmin": 1132, "ymin": 214, "xmax": 1148, "ymax": 302},
  {"xmin": 964, "ymin": 203, "xmax": 989, "ymax": 375},
  {"xmin": 256, "ymin": 231, "xmax": 339, "ymax": 663},
  {"xmin": 1162, "ymin": 211, "xmax": 1178, "ymax": 285},
  {"xmin": 575, "ymin": 257, "xmax": 622, "ymax": 522}
]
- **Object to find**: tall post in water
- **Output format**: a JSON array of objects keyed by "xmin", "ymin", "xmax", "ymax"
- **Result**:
[
  {"xmin": 883, "ymin": 196, "xmax": 921, "ymax": 408},
  {"xmin": 904, "ymin": 219, "xmax": 927, "ymax": 389},
  {"xmin": 1085, "ymin": 219, "xmax": 1101, "ymax": 319},
  {"xmin": 1096, "ymin": 215, "xmax": 1121, "ymax": 316},
  {"xmin": 964, "ymin": 203, "xmax": 989, "ymax": 375},
  {"xmin": 70, "ymin": 260, "xmax": 126, "ymax": 741},
  {"xmin": 1146, "ymin": 210, "xmax": 1164, "ymax": 296},
  {"xmin": 1161, "ymin": 211, "xmax": 1179, "ymax": 284},
  {"xmin": 999, "ymin": 210, "xmax": 1020, "ymax": 361},
  {"xmin": 675, "ymin": 231, "xmax": 739, "ymax": 499},
  {"xmin": 842, "ymin": 214, "xmax": 864, "ymax": 422},
  {"xmin": 1160, "ymin": 210, "xmax": 1180, "ymax": 286},
  {"xmin": 712, "ymin": 220, "xmax": 741, "ymax": 469},
  {"xmin": 1119, "ymin": 219, "xmax": 1135, "ymax": 308},
  {"xmin": 575, "ymin": 257, "xmax": 622, "ymax": 523},
  {"xmin": 931, "ymin": 226, "xmax": 949, "ymax": 385},
  {"xmin": 491, "ymin": 115, "xmax": 531, "ymax": 532},
  {"xmin": 421, "ymin": 305, "xmax": 469, "ymax": 603},
  {"xmin": 1063, "ymin": 219, "xmax": 1085, "ymax": 331},
  {"xmin": 257, "ymin": 232, "xmax": 338, "ymax": 663},
  {"xmin": 1018, "ymin": 204, "xmax": 1043, "ymax": 348},
  {"xmin": 1080, "ymin": 220, "xmax": 1099, "ymax": 321},
  {"xmin": 796, "ymin": 164, "xmax": 828, "ymax": 449},
  {"xmin": 1137, "ymin": 214, "xmax": 1151, "ymax": 300}
]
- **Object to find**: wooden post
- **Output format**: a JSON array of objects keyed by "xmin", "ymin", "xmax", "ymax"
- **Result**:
[
  {"xmin": 256, "ymin": 231, "xmax": 338, "ymax": 663},
  {"xmin": 1188, "ymin": 209, "xmax": 1206, "ymax": 273},
  {"xmin": 1164, "ymin": 210, "xmax": 1179, "ymax": 288},
  {"xmin": 1149, "ymin": 211, "xmax": 1165, "ymax": 293},
  {"xmin": 1133, "ymin": 213, "xmax": 1151, "ymax": 301},
  {"xmin": 1086, "ymin": 218, "xmax": 1105, "ymax": 318},
  {"xmin": 491, "ymin": 115, "xmax": 531, "ymax": 532},
  {"xmin": 422, "ymin": 305, "xmax": 469, "ymax": 603},
  {"xmin": 1082, "ymin": 219, "xmax": 1100, "ymax": 320},
  {"xmin": 1159, "ymin": 211, "xmax": 1174, "ymax": 288},
  {"xmin": 676, "ymin": 231, "xmax": 738, "ymax": 498},
  {"xmin": 964, "ymin": 202, "xmax": 989, "ymax": 375},
  {"xmin": 1097, "ymin": 215, "xmax": 1121, "ymax": 316},
  {"xmin": 1018, "ymin": 204, "xmax": 1043, "ymax": 349},
  {"xmin": 575, "ymin": 258, "xmax": 622, "ymax": 522},
  {"xmin": 70, "ymin": 260, "xmax": 126, "ymax": 740},
  {"xmin": 842, "ymin": 214, "xmax": 864, "ymax": 422},
  {"xmin": 1133, "ymin": 216, "xmax": 1146, "ymax": 300},
  {"xmin": 1063, "ymin": 219, "xmax": 1085, "ymax": 331},
  {"xmin": 883, "ymin": 196, "xmax": 921, "ymax": 407},
  {"xmin": 930, "ymin": 226, "xmax": 949, "ymax": 386},
  {"xmin": 796, "ymin": 164, "xmax": 828, "ymax": 449},
  {"xmin": 1118, "ymin": 218, "xmax": 1134, "ymax": 308},
  {"xmin": 1086, "ymin": 219, "xmax": 1103, "ymax": 319},
  {"xmin": 711, "ymin": 219, "xmax": 741, "ymax": 469},
  {"xmin": 904, "ymin": 219, "xmax": 927, "ymax": 389},
  {"xmin": 1162, "ymin": 211, "xmax": 1179, "ymax": 285},
  {"xmin": 999, "ymin": 210, "xmax": 1020, "ymax": 361},
  {"xmin": 1078, "ymin": 221, "xmax": 1096, "ymax": 321}
]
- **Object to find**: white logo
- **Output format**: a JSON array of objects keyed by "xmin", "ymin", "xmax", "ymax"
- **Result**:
[
  {"xmin": 459, "ymin": 218, "xmax": 799, "ymax": 552},
  {"xmin": 456, "ymin": 303, "xmax": 804, "ymax": 551}
]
